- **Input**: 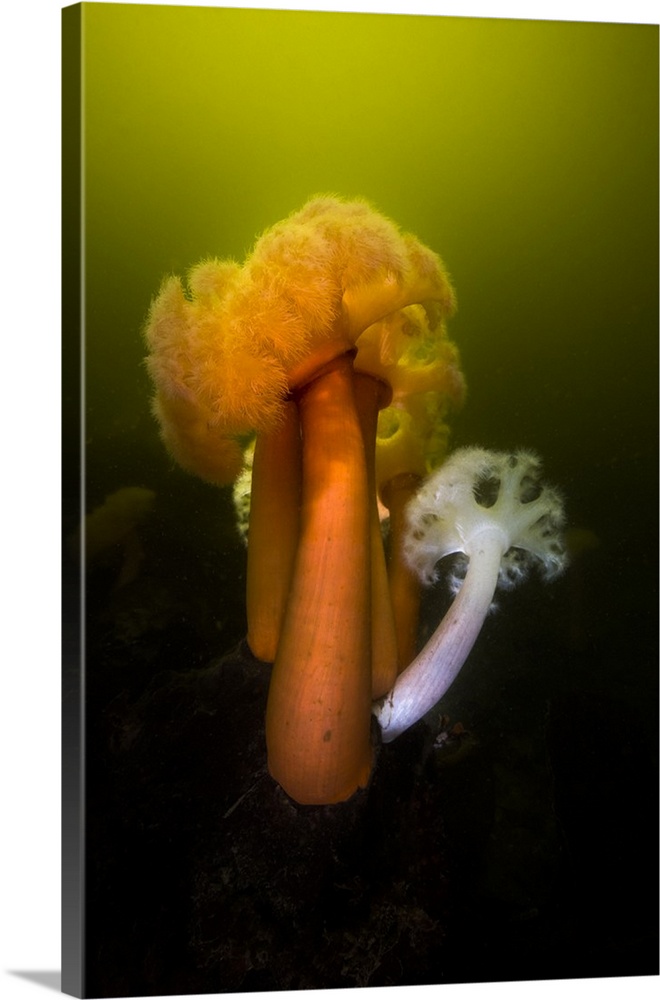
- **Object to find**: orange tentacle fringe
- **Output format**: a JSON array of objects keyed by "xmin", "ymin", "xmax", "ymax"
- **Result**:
[
  {"xmin": 265, "ymin": 353, "xmax": 373, "ymax": 805},
  {"xmin": 246, "ymin": 401, "xmax": 302, "ymax": 663}
]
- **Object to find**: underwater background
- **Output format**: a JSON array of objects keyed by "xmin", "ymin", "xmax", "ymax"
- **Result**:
[{"xmin": 63, "ymin": 4, "xmax": 658, "ymax": 996}]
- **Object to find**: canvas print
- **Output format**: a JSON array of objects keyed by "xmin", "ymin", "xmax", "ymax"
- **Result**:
[{"xmin": 62, "ymin": 3, "xmax": 659, "ymax": 997}]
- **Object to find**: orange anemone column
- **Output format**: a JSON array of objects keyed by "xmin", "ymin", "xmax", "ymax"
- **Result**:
[
  {"xmin": 381, "ymin": 472, "xmax": 424, "ymax": 670},
  {"xmin": 246, "ymin": 401, "xmax": 302, "ymax": 663},
  {"xmin": 265, "ymin": 353, "xmax": 373, "ymax": 805},
  {"xmin": 353, "ymin": 372, "xmax": 399, "ymax": 699}
]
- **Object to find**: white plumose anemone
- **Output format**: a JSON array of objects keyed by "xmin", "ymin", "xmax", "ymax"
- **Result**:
[{"xmin": 374, "ymin": 447, "xmax": 567, "ymax": 742}]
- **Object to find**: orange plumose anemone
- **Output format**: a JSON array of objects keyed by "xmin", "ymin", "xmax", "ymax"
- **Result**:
[
  {"xmin": 357, "ymin": 304, "xmax": 466, "ymax": 669},
  {"xmin": 144, "ymin": 195, "xmax": 463, "ymax": 805}
]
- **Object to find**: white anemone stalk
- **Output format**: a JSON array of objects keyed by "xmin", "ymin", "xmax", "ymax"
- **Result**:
[{"xmin": 374, "ymin": 447, "xmax": 567, "ymax": 742}]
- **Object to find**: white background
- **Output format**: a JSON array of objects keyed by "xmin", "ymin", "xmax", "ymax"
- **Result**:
[{"xmin": 1, "ymin": 1, "xmax": 657, "ymax": 999}]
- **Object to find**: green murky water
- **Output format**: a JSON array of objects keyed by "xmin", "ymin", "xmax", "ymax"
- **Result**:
[{"xmin": 73, "ymin": 0, "xmax": 657, "ymax": 693}]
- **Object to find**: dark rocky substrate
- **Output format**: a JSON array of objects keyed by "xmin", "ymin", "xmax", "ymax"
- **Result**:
[{"xmin": 75, "ymin": 527, "xmax": 658, "ymax": 997}]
